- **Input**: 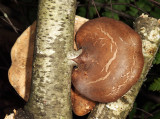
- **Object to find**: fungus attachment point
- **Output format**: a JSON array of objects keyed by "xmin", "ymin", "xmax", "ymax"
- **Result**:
[{"xmin": 72, "ymin": 17, "xmax": 144, "ymax": 103}]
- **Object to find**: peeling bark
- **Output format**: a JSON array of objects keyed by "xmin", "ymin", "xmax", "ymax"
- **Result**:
[
  {"xmin": 88, "ymin": 15, "xmax": 160, "ymax": 119},
  {"xmin": 23, "ymin": 0, "xmax": 77, "ymax": 119}
]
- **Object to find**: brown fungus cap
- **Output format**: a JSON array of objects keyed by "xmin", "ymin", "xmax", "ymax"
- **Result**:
[
  {"xmin": 71, "ymin": 89, "xmax": 96, "ymax": 116},
  {"xmin": 72, "ymin": 17, "xmax": 144, "ymax": 103}
]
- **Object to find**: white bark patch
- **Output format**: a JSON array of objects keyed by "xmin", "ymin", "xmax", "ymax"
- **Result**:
[
  {"xmin": 39, "ymin": 50, "xmax": 55, "ymax": 56},
  {"xmin": 59, "ymin": 38, "xmax": 64, "ymax": 41},
  {"xmin": 148, "ymin": 28, "xmax": 160, "ymax": 43},
  {"xmin": 48, "ymin": 21, "xmax": 64, "ymax": 39},
  {"xmin": 106, "ymin": 100, "xmax": 129, "ymax": 116},
  {"xmin": 142, "ymin": 40, "xmax": 157, "ymax": 57},
  {"xmin": 95, "ymin": 104, "xmax": 105, "ymax": 118}
]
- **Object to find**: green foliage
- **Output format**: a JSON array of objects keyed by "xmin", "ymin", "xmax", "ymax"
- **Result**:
[
  {"xmin": 127, "ymin": 7, "xmax": 139, "ymax": 17},
  {"xmin": 113, "ymin": 4, "xmax": 126, "ymax": 11},
  {"xmin": 153, "ymin": 49, "xmax": 160, "ymax": 64},
  {"xmin": 102, "ymin": 11, "xmax": 119, "ymax": 20},
  {"xmin": 77, "ymin": 0, "xmax": 160, "ymax": 21},
  {"xmin": 150, "ymin": 7, "xmax": 160, "ymax": 19},
  {"xmin": 128, "ymin": 103, "xmax": 137, "ymax": 119},
  {"xmin": 89, "ymin": 6, "xmax": 97, "ymax": 18},
  {"xmin": 77, "ymin": 7, "xmax": 86, "ymax": 17},
  {"xmin": 129, "ymin": 102, "xmax": 160, "ymax": 119},
  {"xmin": 149, "ymin": 78, "xmax": 160, "ymax": 92}
]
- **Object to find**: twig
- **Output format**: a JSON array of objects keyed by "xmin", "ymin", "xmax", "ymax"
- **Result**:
[
  {"xmin": 101, "ymin": 2, "xmax": 149, "ymax": 15},
  {"xmin": 91, "ymin": 0, "xmax": 100, "ymax": 18},
  {"xmin": 0, "ymin": 8, "xmax": 18, "ymax": 33},
  {"xmin": 148, "ymin": 0, "xmax": 160, "ymax": 8},
  {"xmin": 103, "ymin": 5, "xmax": 134, "ymax": 20},
  {"xmin": 0, "ymin": 17, "xmax": 20, "ymax": 32},
  {"xmin": 78, "ymin": 2, "xmax": 135, "ymax": 20},
  {"xmin": 136, "ymin": 107, "xmax": 153, "ymax": 117},
  {"xmin": 110, "ymin": 0, "xmax": 113, "ymax": 18}
]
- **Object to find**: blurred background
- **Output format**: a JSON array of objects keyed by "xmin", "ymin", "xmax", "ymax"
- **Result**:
[{"xmin": 0, "ymin": 0, "xmax": 160, "ymax": 119}]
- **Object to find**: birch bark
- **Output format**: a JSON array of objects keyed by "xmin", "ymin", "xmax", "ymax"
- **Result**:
[{"xmin": 24, "ymin": 0, "xmax": 77, "ymax": 119}]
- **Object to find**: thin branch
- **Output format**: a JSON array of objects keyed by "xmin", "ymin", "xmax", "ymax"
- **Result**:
[
  {"xmin": 0, "ymin": 8, "xmax": 18, "ymax": 33},
  {"xmin": 101, "ymin": 2, "xmax": 149, "ymax": 15},
  {"xmin": 103, "ymin": 5, "xmax": 135, "ymax": 20},
  {"xmin": 92, "ymin": 0, "xmax": 100, "ymax": 18},
  {"xmin": 0, "ymin": 17, "xmax": 20, "ymax": 32},
  {"xmin": 148, "ymin": 0, "xmax": 160, "ymax": 8},
  {"xmin": 78, "ymin": 2, "xmax": 135, "ymax": 20},
  {"xmin": 110, "ymin": 0, "xmax": 114, "ymax": 18},
  {"xmin": 136, "ymin": 107, "xmax": 153, "ymax": 117}
]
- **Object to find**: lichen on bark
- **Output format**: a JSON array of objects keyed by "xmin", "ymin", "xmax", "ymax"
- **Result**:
[
  {"xmin": 24, "ymin": 0, "xmax": 77, "ymax": 119},
  {"xmin": 87, "ymin": 15, "xmax": 160, "ymax": 119}
]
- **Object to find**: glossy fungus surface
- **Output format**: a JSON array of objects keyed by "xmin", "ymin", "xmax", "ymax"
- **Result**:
[{"xmin": 72, "ymin": 17, "xmax": 144, "ymax": 102}]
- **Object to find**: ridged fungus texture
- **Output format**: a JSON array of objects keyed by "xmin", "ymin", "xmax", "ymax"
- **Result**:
[{"xmin": 72, "ymin": 17, "xmax": 144, "ymax": 103}]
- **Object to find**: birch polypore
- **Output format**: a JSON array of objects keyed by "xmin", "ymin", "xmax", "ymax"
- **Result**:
[{"xmin": 72, "ymin": 17, "xmax": 144, "ymax": 102}]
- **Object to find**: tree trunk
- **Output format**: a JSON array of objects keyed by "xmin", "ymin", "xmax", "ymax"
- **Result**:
[
  {"xmin": 88, "ymin": 15, "xmax": 160, "ymax": 119},
  {"xmin": 24, "ymin": 0, "xmax": 78, "ymax": 119}
]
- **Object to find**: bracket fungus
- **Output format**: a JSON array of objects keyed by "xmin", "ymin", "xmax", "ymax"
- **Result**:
[
  {"xmin": 71, "ymin": 89, "xmax": 96, "ymax": 116},
  {"xmin": 8, "ymin": 16, "xmax": 95, "ymax": 116},
  {"xmin": 8, "ymin": 16, "xmax": 144, "ymax": 116},
  {"xmin": 72, "ymin": 17, "xmax": 144, "ymax": 102}
]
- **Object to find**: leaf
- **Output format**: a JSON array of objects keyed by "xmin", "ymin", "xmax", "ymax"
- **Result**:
[
  {"xmin": 153, "ymin": 49, "xmax": 160, "ymax": 64},
  {"xmin": 102, "ymin": 11, "xmax": 119, "ymax": 20},
  {"xmin": 89, "ymin": 6, "xmax": 97, "ymax": 18},
  {"xmin": 141, "ymin": 102, "xmax": 154, "ymax": 119},
  {"xmin": 128, "ymin": 103, "xmax": 137, "ymax": 119},
  {"xmin": 127, "ymin": 7, "xmax": 138, "ymax": 17},
  {"xmin": 151, "ymin": 103, "xmax": 160, "ymax": 111},
  {"xmin": 149, "ymin": 78, "xmax": 160, "ymax": 92},
  {"xmin": 136, "ymin": 1, "xmax": 145, "ymax": 9},
  {"xmin": 113, "ymin": 4, "xmax": 126, "ymax": 11},
  {"xmin": 77, "ymin": 7, "xmax": 86, "ymax": 17},
  {"xmin": 151, "ymin": 7, "xmax": 160, "ymax": 18},
  {"xmin": 143, "ymin": 4, "xmax": 152, "ymax": 12},
  {"xmin": 143, "ymin": 102, "xmax": 154, "ymax": 112}
]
